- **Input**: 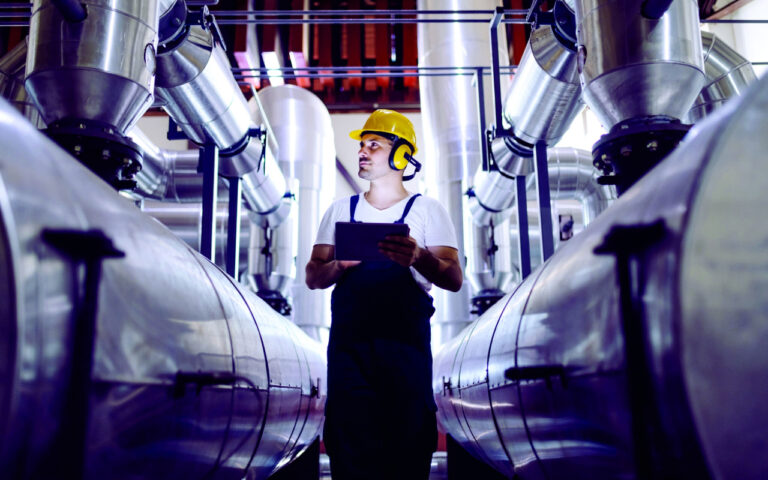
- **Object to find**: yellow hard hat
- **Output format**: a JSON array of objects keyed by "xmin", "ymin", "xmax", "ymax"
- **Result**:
[{"xmin": 349, "ymin": 109, "xmax": 418, "ymax": 154}]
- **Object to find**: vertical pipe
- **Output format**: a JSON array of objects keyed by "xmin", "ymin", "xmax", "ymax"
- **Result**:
[
  {"xmin": 515, "ymin": 176, "xmax": 531, "ymax": 279},
  {"xmin": 200, "ymin": 143, "xmax": 219, "ymax": 262},
  {"xmin": 475, "ymin": 68, "xmax": 489, "ymax": 172},
  {"xmin": 534, "ymin": 141, "xmax": 554, "ymax": 262},
  {"xmin": 490, "ymin": 7, "xmax": 505, "ymax": 135},
  {"xmin": 226, "ymin": 176, "xmax": 242, "ymax": 278}
]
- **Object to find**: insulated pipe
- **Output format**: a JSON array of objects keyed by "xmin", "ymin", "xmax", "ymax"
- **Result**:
[
  {"xmin": 687, "ymin": 31, "xmax": 757, "ymax": 123},
  {"xmin": 0, "ymin": 37, "xmax": 44, "ymax": 128},
  {"xmin": 433, "ymin": 65, "xmax": 768, "ymax": 480},
  {"xmin": 129, "ymin": 127, "xmax": 202, "ymax": 201},
  {"xmin": 253, "ymin": 85, "xmax": 335, "ymax": 342},
  {"xmin": 141, "ymin": 199, "xmax": 251, "ymax": 274},
  {"xmin": 155, "ymin": 23, "xmax": 291, "ymax": 227},
  {"xmin": 418, "ymin": 0, "xmax": 509, "ymax": 346},
  {"xmin": 573, "ymin": 0, "xmax": 705, "ymax": 128},
  {"xmin": 470, "ymin": 148, "xmax": 612, "ymax": 227},
  {"xmin": 0, "ymin": 97, "xmax": 325, "ymax": 480},
  {"xmin": 25, "ymin": 0, "xmax": 158, "ymax": 133}
]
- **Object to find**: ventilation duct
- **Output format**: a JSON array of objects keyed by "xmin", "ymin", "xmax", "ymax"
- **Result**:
[
  {"xmin": 0, "ymin": 97, "xmax": 325, "ymax": 479},
  {"xmin": 25, "ymin": 0, "xmax": 159, "ymax": 188},
  {"xmin": 433, "ymin": 66, "xmax": 768, "ymax": 480},
  {"xmin": 155, "ymin": 14, "xmax": 291, "ymax": 227},
  {"xmin": 253, "ymin": 84, "xmax": 335, "ymax": 342},
  {"xmin": 687, "ymin": 31, "xmax": 757, "ymax": 122},
  {"xmin": 0, "ymin": 38, "xmax": 43, "ymax": 127},
  {"xmin": 418, "ymin": 0, "xmax": 509, "ymax": 346}
]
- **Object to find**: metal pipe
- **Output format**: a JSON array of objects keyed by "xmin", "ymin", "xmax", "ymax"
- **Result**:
[
  {"xmin": 0, "ymin": 36, "xmax": 43, "ymax": 127},
  {"xmin": 50, "ymin": 0, "xmax": 86, "ymax": 22},
  {"xmin": 433, "ymin": 54, "xmax": 768, "ymax": 480},
  {"xmin": 155, "ymin": 23, "xmax": 291, "ymax": 227},
  {"xmin": 687, "ymin": 31, "xmax": 757, "ymax": 123},
  {"xmin": 0, "ymin": 97, "xmax": 325, "ymax": 479},
  {"xmin": 418, "ymin": 0, "xmax": 509, "ymax": 347},
  {"xmin": 25, "ymin": 0, "xmax": 158, "ymax": 133},
  {"xmin": 573, "ymin": 0, "xmax": 704, "ymax": 128},
  {"xmin": 254, "ymin": 84, "xmax": 335, "ymax": 342}
]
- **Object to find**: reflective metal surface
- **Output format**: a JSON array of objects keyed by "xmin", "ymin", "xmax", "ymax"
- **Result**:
[
  {"xmin": 141, "ymin": 198, "xmax": 251, "ymax": 275},
  {"xmin": 418, "ymin": 0, "xmax": 507, "ymax": 347},
  {"xmin": 129, "ymin": 127, "xmax": 202, "ymax": 201},
  {"xmin": 466, "ymin": 219, "xmax": 514, "ymax": 293},
  {"xmin": 0, "ymin": 38, "xmax": 43, "ymax": 127},
  {"xmin": 255, "ymin": 85, "xmax": 335, "ymax": 342},
  {"xmin": 687, "ymin": 31, "xmax": 757, "ymax": 122},
  {"xmin": 156, "ymin": 25, "xmax": 291, "ymax": 227},
  {"xmin": 435, "ymin": 61, "xmax": 768, "ymax": 480},
  {"xmin": 26, "ymin": 0, "xmax": 158, "ymax": 132},
  {"xmin": 470, "ymin": 148, "xmax": 611, "ymax": 227},
  {"xmin": 503, "ymin": 26, "xmax": 582, "ymax": 146},
  {"xmin": 0, "ymin": 98, "xmax": 325, "ymax": 479},
  {"xmin": 574, "ymin": 0, "xmax": 705, "ymax": 127}
]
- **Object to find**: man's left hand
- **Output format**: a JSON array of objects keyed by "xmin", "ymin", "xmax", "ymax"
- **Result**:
[{"xmin": 379, "ymin": 234, "xmax": 421, "ymax": 267}]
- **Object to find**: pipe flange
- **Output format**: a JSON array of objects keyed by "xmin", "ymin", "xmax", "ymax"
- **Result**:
[
  {"xmin": 158, "ymin": 0, "xmax": 188, "ymax": 45},
  {"xmin": 44, "ymin": 119, "xmax": 144, "ymax": 190},
  {"xmin": 592, "ymin": 116, "xmax": 691, "ymax": 195}
]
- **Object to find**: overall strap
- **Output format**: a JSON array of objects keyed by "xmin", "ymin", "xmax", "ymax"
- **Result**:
[
  {"xmin": 395, "ymin": 194, "xmax": 421, "ymax": 224},
  {"xmin": 349, "ymin": 194, "xmax": 361, "ymax": 223}
]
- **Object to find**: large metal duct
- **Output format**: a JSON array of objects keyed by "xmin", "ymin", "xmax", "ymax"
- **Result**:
[
  {"xmin": 253, "ymin": 85, "xmax": 335, "ymax": 342},
  {"xmin": 0, "ymin": 97, "xmax": 325, "ymax": 479},
  {"xmin": 141, "ymin": 198, "xmax": 251, "ymax": 274},
  {"xmin": 0, "ymin": 38, "xmax": 43, "ymax": 127},
  {"xmin": 418, "ymin": 0, "xmax": 509, "ymax": 346},
  {"xmin": 155, "ymin": 19, "xmax": 291, "ymax": 227},
  {"xmin": 433, "ymin": 68, "xmax": 768, "ymax": 479},
  {"xmin": 573, "ymin": 0, "xmax": 704, "ymax": 127},
  {"xmin": 687, "ymin": 31, "xmax": 757, "ymax": 123},
  {"xmin": 129, "ymin": 127, "xmax": 203, "ymax": 201},
  {"xmin": 470, "ymin": 148, "xmax": 612, "ymax": 227},
  {"xmin": 25, "ymin": 0, "xmax": 157, "ymax": 133}
]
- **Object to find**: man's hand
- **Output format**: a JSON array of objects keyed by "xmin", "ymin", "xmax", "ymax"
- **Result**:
[
  {"xmin": 379, "ymin": 235, "xmax": 463, "ymax": 292},
  {"xmin": 378, "ymin": 234, "xmax": 421, "ymax": 267},
  {"xmin": 306, "ymin": 245, "xmax": 360, "ymax": 290}
]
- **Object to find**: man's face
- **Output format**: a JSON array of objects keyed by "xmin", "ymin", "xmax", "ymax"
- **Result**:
[{"xmin": 358, "ymin": 133, "xmax": 394, "ymax": 181}]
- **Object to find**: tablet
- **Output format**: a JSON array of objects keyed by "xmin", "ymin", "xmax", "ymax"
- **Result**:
[{"xmin": 335, "ymin": 222, "xmax": 410, "ymax": 261}]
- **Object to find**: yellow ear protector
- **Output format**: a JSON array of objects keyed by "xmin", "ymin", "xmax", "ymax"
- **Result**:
[{"xmin": 389, "ymin": 137, "xmax": 422, "ymax": 181}]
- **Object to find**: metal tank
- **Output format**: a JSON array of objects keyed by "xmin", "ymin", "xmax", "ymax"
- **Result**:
[
  {"xmin": 155, "ymin": 18, "xmax": 291, "ymax": 227},
  {"xmin": 433, "ymin": 67, "xmax": 768, "ymax": 480},
  {"xmin": 253, "ymin": 85, "xmax": 335, "ymax": 342},
  {"xmin": 687, "ymin": 31, "xmax": 757, "ymax": 122},
  {"xmin": 0, "ymin": 98, "xmax": 325, "ymax": 479},
  {"xmin": 25, "ymin": 0, "xmax": 158, "ymax": 133},
  {"xmin": 418, "ymin": 0, "xmax": 510, "ymax": 346},
  {"xmin": 0, "ymin": 38, "xmax": 43, "ymax": 127},
  {"xmin": 573, "ymin": 0, "xmax": 705, "ymax": 128}
]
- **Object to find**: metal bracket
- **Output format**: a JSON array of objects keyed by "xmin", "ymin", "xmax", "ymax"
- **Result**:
[
  {"xmin": 224, "ymin": 175, "xmax": 242, "ymax": 278},
  {"xmin": 515, "ymin": 176, "xmax": 532, "ymax": 279},
  {"xmin": 166, "ymin": 117, "xmax": 188, "ymax": 141},
  {"xmin": 534, "ymin": 141, "xmax": 555, "ymax": 262},
  {"xmin": 42, "ymin": 228, "xmax": 124, "ymax": 480},
  {"xmin": 198, "ymin": 142, "xmax": 219, "ymax": 262}
]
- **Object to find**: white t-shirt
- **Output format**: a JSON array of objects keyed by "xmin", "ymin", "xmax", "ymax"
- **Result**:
[{"xmin": 314, "ymin": 193, "xmax": 459, "ymax": 292}]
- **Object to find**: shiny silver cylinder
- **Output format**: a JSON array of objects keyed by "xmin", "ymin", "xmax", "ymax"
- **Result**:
[
  {"xmin": 128, "ymin": 126, "xmax": 201, "ymax": 201},
  {"xmin": 141, "ymin": 199, "xmax": 251, "ymax": 275},
  {"xmin": 434, "ymin": 71, "xmax": 768, "ymax": 479},
  {"xmin": 574, "ymin": 0, "xmax": 705, "ymax": 127},
  {"xmin": 25, "ymin": 0, "xmax": 158, "ymax": 132},
  {"xmin": 418, "ymin": 0, "xmax": 508, "ymax": 347},
  {"xmin": 687, "ymin": 31, "xmax": 757, "ymax": 122},
  {"xmin": 470, "ymin": 147, "xmax": 611, "ymax": 227},
  {"xmin": 0, "ymin": 38, "xmax": 44, "ymax": 127},
  {"xmin": 254, "ymin": 85, "xmax": 335, "ymax": 342},
  {"xmin": 156, "ymin": 26, "xmax": 290, "ymax": 227},
  {"xmin": 502, "ymin": 25, "xmax": 582, "ymax": 145},
  {"xmin": 0, "ymin": 98, "xmax": 325, "ymax": 479},
  {"xmin": 467, "ymin": 219, "xmax": 514, "ymax": 294}
]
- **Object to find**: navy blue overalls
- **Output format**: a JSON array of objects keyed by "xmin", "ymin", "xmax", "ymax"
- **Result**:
[{"xmin": 324, "ymin": 194, "xmax": 437, "ymax": 480}]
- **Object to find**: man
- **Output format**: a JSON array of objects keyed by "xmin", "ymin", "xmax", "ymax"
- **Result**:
[{"xmin": 306, "ymin": 109, "xmax": 462, "ymax": 480}]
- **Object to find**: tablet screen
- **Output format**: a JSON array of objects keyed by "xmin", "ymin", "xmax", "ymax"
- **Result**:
[{"xmin": 335, "ymin": 222, "xmax": 410, "ymax": 261}]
